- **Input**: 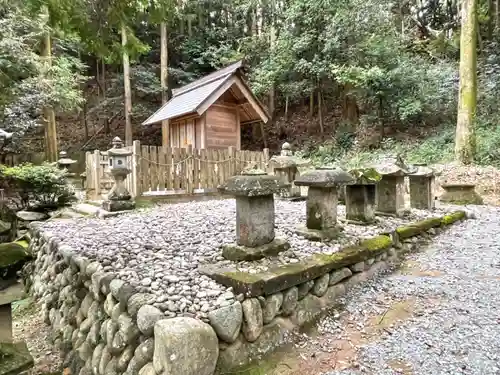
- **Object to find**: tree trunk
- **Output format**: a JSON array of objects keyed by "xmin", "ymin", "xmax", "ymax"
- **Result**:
[
  {"xmin": 41, "ymin": 26, "xmax": 58, "ymax": 162},
  {"xmin": 455, "ymin": 0, "xmax": 477, "ymax": 164},
  {"xmin": 488, "ymin": 0, "xmax": 494, "ymax": 38},
  {"xmin": 82, "ymin": 100, "xmax": 89, "ymax": 141},
  {"xmin": 122, "ymin": 24, "xmax": 133, "ymax": 146},
  {"xmin": 496, "ymin": 0, "xmax": 500, "ymax": 32},
  {"xmin": 268, "ymin": 4, "xmax": 276, "ymax": 120},
  {"xmin": 317, "ymin": 88, "xmax": 324, "ymax": 134},
  {"xmin": 160, "ymin": 22, "xmax": 170, "ymax": 148},
  {"xmin": 309, "ymin": 91, "xmax": 314, "ymax": 118},
  {"xmin": 284, "ymin": 95, "xmax": 289, "ymax": 120}
]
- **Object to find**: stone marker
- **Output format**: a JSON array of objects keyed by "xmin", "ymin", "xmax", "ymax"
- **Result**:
[
  {"xmin": 373, "ymin": 155, "xmax": 415, "ymax": 216},
  {"xmin": 102, "ymin": 137, "xmax": 136, "ymax": 212},
  {"xmin": 153, "ymin": 317, "xmax": 218, "ymax": 375},
  {"xmin": 294, "ymin": 167, "xmax": 355, "ymax": 240},
  {"xmin": 0, "ymin": 283, "xmax": 24, "ymax": 343},
  {"xmin": 268, "ymin": 142, "xmax": 308, "ymax": 200},
  {"xmin": 408, "ymin": 165, "xmax": 435, "ymax": 210},
  {"xmin": 218, "ymin": 169, "xmax": 290, "ymax": 261},
  {"xmin": 440, "ymin": 183, "xmax": 483, "ymax": 205},
  {"xmin": 344, "ymin": 168, "xmax": 380, "ymax": 223},
  {"xmin": 57, "ymin": 151, "xmax": 77, "ymax": 177}
]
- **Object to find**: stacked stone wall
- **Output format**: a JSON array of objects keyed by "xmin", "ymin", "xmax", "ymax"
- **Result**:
[{"xmin": 24, "ymin": 210, "xmax": 467, "ymax": 375}]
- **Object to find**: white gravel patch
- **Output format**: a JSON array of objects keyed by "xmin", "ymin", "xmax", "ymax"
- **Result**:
[
  {"xmin": 320, "ymin": 204, "xmax": 500, "ymax": 375},
  {"xmin": 37, "ymin": 199, "xmax": 452, "ymax": 317}
]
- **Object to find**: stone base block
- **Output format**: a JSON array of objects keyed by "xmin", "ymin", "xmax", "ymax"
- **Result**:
[
  {"xmin": 295, "ymin": 225, "xmax": 344, "ymax": 242},
  {"xmin": 0, "ymin": 341, "xmax": 34, "ymax": 375},
  {"xmin": 222, "ymin": 238, "xmax": 290, "ymax": 261},
  {"xmin": 375, "ymin": 209, "xmax": 409, "ymax": 218},
  {"xmin": 102, "ymin": 200, "xmax": 136, "ymax": 212},
  {"xmin": 440, "ymin": 185, "xmax": 483, "ymax": 205}
]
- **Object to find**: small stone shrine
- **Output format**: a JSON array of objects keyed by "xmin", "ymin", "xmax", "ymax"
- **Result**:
[
  {"xmin": 294, "ymin": 167, "xmax": 355, "ymax": 240},
  {"xmin": 268, "ymin": 142, "xmax": 307, "ymax": 200},
  {"xmin": 344, "ymin": 168, "xmax": 381, "ymax": 223},
  {"xmin": 408, "ymin": 164, "xmax": 436, "ymax": 209},
  {"xmin": 218, "ymin": 168, "xmax": 290, "ymax": 261},
  {"xmin": 57, "ymin": 151, "xmax": 77, "ymax": 177},
  {"xmin": 101, "ymin": 137, "xmax": 136, "ymax": 212},
  {"xmin": 440, "ymin": 183, "xmax": 483, "ymax": 205},
  {"xmin": 374, "ymin": 155, "xmax": 415, "ymax": 216}
]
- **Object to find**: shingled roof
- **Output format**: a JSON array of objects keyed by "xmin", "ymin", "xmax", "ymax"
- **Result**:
[{"xmin": 142, "ymin": 60, "xmax": 269, "ymax": 126}]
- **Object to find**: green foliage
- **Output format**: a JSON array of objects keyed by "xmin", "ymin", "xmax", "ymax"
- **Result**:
[
  {"xmin": 0, "ymin": 163, "xmax": 75, "ymax": 210},
  {"xmin": 348, "ymin": 168, "xmax": 382, "ymax": 183}
]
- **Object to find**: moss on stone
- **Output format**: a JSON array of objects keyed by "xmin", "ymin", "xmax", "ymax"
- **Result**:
[
  {"xmin": 441, "ymin": 211, "xmax": 466, "ymax": 225},
  {"xmin": 0, "ymin": 341, "xmax": 34, "ymax": 375},
  {"xmin": 396, "ymin": 217, "xmax": 442, "ymax": 239},
  {"xmin": 15, "ymin": 240, "xmax": 29, "ymax": 249},
  {"xmin": 0, "ymin": 242, "xmax": 31, "ymax": 269}
]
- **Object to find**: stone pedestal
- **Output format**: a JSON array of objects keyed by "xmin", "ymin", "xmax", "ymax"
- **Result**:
[
  {"xmin": 345, "ymin": 184, "xmax": 376, "ymax": 223},
  {"xmin": 219, "ymin": 170, "xmax": 290, "ymax": 261},
  {"xmin": 440, "ymin": 184, "xmax": 483, "ymax": 205},
  {"xmin": 376, "ymin": 176, "xmax": 406, "ymax": 216},
  {"xmin": 269, "ymin": 142, "xmax": 304, "ymax": 200},
  {"xmin": 0, "ymin": 282, "xmax": 25, "ymax": 343},
  {"xmin": 409, "ymin": 176, "xmax": 434, "ymax": 209},
  {"xmin": 294, "ymin": 168, "xmax": 354, "ymax": 241},
  {"xmin": 373, "ymin": 154, "xmax": 414, "ymax": 216}
]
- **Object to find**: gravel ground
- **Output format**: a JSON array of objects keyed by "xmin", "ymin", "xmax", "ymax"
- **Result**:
[
  {"xmin": 315, "ymin": 204, "xmax": 500, "ymax": 375},
  {"xmin": 37, "ymin": 199, "xmax": 449, "ymax": 316}
]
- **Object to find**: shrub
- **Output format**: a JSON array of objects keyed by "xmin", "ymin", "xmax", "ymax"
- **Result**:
[{"xmin": 0, "ymin": 163, "xmax": 75, "ymax": 211}]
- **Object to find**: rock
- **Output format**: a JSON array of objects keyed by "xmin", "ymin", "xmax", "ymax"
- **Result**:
[
  {"xmin": 104, "ymin": 358, "xmax": 118, "ymax": 375},
  {"xmin": 0, "ymin": 342, "xmax": 34, "ymax": 375},
  {"xmin": 311, "ymin": 274, "xmax": 329, "ymax": 297},
  {"xmin": 262, "ymin": 293, "xmax": 283, "ymax": 324},
  {"xmin": 117, "ymin": 346, "xmax": 135, "ymax": 372},
  {"xmin": 16, "ymin": 211, "xmax": 48, "ymax": 221},
  {"xmin": 127, "ymin": 293, "xmax": 155, "ymax": 318},
  {"xmin": 91, "ymin": 344, "xmax": 104, "ymax": 375},
  {"xmin": 281, "ymin": 287, "xmax": 298, "ymax": 316},
  {"xmin": 207, "ymin": 301, "xmax": 242, "ymax": 343},
  {"xmin": 77, "ymin": 342, "xmax": 93, "ymax": 362},
  {"xmin": 137, "ymin": 305, "xmax": 164, "ymax": 337},
  {"xmin": 297, "ymin": 280, "xmax": 314, "ymax": 300},
  {"xmin": 291, "ymin": 294, "xmax": 324, "ymax": 326},
  {"xmin": 134, "ymin": 338, "xmax": 154, "ymax": 368},
  {"xmin": 350, "ymin": 261, "xmax": 365, "ymax": 273},
  {"xmin": 110, "ymin": 279, "xmax": 125, "ymax": 299},
  {"xmin": 241, "ymin": 298, "xmax": 263, "ymax": 342},
  {"xmin": 0, "ymin": 242, "xmax": 32, "ymax": 279},
  {"xmin": 329, "ymin": 267, "xmax": 352, "ymax": 285},
  {"xmin": 153, "ymin": 317, "xmax": 218, "ymax": 375},
  {"xmin": 138, "ymin": 363, "xmax": 156, "ymax": 375}
]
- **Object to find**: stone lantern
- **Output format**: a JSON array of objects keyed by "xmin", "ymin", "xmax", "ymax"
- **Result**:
[
  {"xmin": 57, "ymin": 151, "xmax": 77, "ymax": 177},
  {"xmin": 268, "ymin": 142, "xmax": 307, "ymax": 200},
  {"xmin": 218, "ymin": 169, "xmax": 290, "ymax": 261},
  {"xmin": 344, "ymin": 168, "xmax": 381, "ymax": 223},
  {"xmin": 101, "ymin": 137, "xmax": 135, "ymax": 212},
  {"xmin": 294, "ymin": 167, "xmax": 355, "ymax": 241},
  {"xmin": 373, "ymin": 155, "xmax": 415, "ymax": 216},
  {"xmin": 408, "ymin": 164, "xmax": 436, "ymax": 210}
]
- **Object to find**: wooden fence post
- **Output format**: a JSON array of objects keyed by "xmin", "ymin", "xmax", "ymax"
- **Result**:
[
  {"xmin": 263, "ymin": 148, "xmax": 270, "ymax": 173},
  {"xmin": 186, "ymin": 145, "xmax": 193, "ymax": 194},
  {"xmin": 93, "ymin": 149, "xmax": 101, "ymax": 199},
  {"xmin": 132, "ymin": 140, "xmax": 141, "ymax": 198}
]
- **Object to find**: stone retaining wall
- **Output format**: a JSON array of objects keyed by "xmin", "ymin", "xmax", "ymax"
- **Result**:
[
  {"xmin": 25, "ymin": 228, "xmax": 160, "ymax": 375},
  {"xmin": 24, "ymin": 211, "xmax": 467, "ymax": 375}
]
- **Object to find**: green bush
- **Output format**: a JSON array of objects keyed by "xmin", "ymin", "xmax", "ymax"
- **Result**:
[
  {"xmin": 0, "ymin": 163, "xmax": 75, "ymax": 210},
  {"xmin": 406, "ymin": 129, "xmax": 455, "ymax": 165}
]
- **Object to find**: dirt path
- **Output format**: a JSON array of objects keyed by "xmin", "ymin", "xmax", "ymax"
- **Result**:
[{"xmin": 12, "ymin": 298, "xmax": 63, "ymax": 375}]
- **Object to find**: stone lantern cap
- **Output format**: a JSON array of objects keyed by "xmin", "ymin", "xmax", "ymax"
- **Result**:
[
  {"xmin": 219, "ymin": 172, "xmax": 289, "ymax": 197},
  {"xmin": 372, "ymin": 154, "xmax": 416, "ymax": 176},
  {"xmin": 57, "ymin": 151, "xmax": 77, "ymax": 166},
  {"xmin": 108, "ymin": 137, "xmax": 132, "ymax": 157},
  {"xmin": 294, "ymin": 168, "xmax": 355, "ymax": 188},
  {"xmin": 409, "ymin": 165, "xmax": 435, "ymax": 177}
]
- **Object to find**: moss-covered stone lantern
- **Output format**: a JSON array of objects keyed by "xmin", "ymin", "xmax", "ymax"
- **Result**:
[
  {"xmin": 218, "ymin": 168, "xmax": 290, "ymax": 261},
  {"xmin": 294, "ymin": 167, "xmax": 355, "ymax": 240},
  {"xmin": 101, "ymin": 137, "xmax": 135, "ymax": 212}
]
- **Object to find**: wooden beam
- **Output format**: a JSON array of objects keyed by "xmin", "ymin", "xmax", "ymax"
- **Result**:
[
  {"xmin": 196, "ymin": 76, "xmax": 236, "ymax": 115},
  {"xmin": 233, "ymin": 77, "xmax": 269, "ymax": 123},
  {"xmin": 236, "ymin": 107, "xmax": 241, "ymax": 151},
  {"xmin": 200, "ymin": 113, "xmax": 207, "ymax": 149}
]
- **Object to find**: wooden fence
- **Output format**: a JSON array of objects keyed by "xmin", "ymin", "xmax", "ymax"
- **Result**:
[{"xmin": 85, "ymin": 141, "xmax": 270, "ymax": 200}]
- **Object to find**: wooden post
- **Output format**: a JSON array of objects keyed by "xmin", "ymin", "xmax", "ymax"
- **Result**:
[
  {"xmin": 263, "ymin": 148, "xmax": 270, "ymax": 174},
  {"xmin": 132, "ymin": 140, "xmax": 141, "ymax": 197},
  {"xmin": 93, "ymin": 150, "xmax": 101, "ymax": 198},
  {"xmin": 160, "ymin": 22, "xmax": 169, "ymax": 147},
  {"xmin": 122, "ymin": 24, "xmax": 133, "ymax": 146},
  {"xmin": 186, "ymin": 145, "xmax": 193, "ymax": 194}
]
